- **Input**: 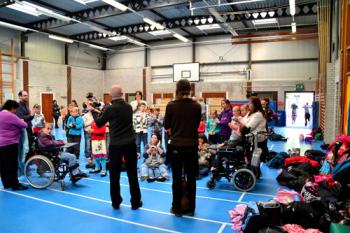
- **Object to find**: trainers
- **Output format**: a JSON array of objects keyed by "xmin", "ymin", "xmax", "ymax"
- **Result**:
[
  {"xmin": 131, "ymin": 201, "xmax": 143, "ymax": 210},
  {"xmin": 101, "ymin": 172, "xmax": 107, "ymax": 177},
  {"xmin": 147, "ymin": 177, "xmax": 155, "ymax": 183},
  {"xmin": 170, "ymin": 207, "xmax": 182, "ymax": 217},
  {"xmin": 89, "ymin": 169, "xmax": 101, "ymax": 174},
  {"xmin": 156, "ymin": 177, "xmax": 166, "ymax": 182}
]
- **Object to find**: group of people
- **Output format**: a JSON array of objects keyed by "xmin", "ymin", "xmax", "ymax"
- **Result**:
[{"xmin": 0, "ymin": 80, "xmax": 274, "ymax": 218}]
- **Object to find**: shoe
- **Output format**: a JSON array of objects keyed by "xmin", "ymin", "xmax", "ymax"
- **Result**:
[
  {"xmin": 12, "ymin": 184, "xmax": 28, "ymax": 191},
  {"xmin": 156, "ymin": 177, "xmax": 166, "ymax": 182},
  {"xmin": 170, "ymin": 207, "xmax": 182, "ymax": 217},
  {"xmin": 85, "ymin": 163, "xmax": 95, "ymax": 169},
  {"xmin": 131, "ymin": 201, "xmax": 143, "ymax": 210},
  {"xmin": 71, "ymin": 175, "xmax": 82, "ymax": 184},
  {"xmin": 89, "ymin": 169, "xmax": 101, "ymax": 174},
  {"xmin": 79, "ymin": 173, "xmax": 89, "ymax": 178},
  {"xmin": 147, "ymin": 177, "xmax": 155, "ymax": 183},
  {"xmin": 101, "ymin": 172, "xmax": 107, "ymax": 177},
  {"xmin": 112, "ymin": 204, "xmax": 120, "ymax": 210}
]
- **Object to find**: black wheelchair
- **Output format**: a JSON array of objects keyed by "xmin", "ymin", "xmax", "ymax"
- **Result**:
[
  {"xmin": 206, "ymin": 131, "xmax": 270, "ymax": 192},
  {"xmin": 24, "ymin": 139, "xmax": 76, "ymax": 191}
]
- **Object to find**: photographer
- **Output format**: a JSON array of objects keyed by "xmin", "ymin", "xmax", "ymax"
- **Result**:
[{"xmin": 89, "ymin": 85, "xmax": 142, "ymax": 210}]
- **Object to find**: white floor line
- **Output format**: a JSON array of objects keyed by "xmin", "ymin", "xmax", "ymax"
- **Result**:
[
  {"xmin": 269, "ymin": 144, "xmax": 274, "ymax": 151},
  {"xmin": 85, "ymin": 178, "xmax": 246, "ymax": 203},
  {"xmin": 237, "ymin": 192, "xmax": 246, "ymax": 202},
  {"xmin": 47, "ymin": 187, "xmax": 232, "ymax": 226},
  {"xmin": 217, "ymin": 223, "xmax": 227, "ymax": 233},
  {"xmin": 119, "ymin": 176, "xmax": 274, "ymax": 198},
  {"xmin": 0, "ymin": 188, "xmax": 179, "ymax": 233}
]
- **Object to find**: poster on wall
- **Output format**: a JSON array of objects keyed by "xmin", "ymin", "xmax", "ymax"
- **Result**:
[{"xmin": 285, "ymin": 92, "xmax": 315, "ymax": 128}]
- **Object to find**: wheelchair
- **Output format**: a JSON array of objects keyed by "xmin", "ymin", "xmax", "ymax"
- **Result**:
[
  {"xmin": 206, "ymin": 131, "xmax": 270, "ymax": 192},
  {"xmin": 24, "ymin": 139, "xmax": 72, "ymax": 191}
]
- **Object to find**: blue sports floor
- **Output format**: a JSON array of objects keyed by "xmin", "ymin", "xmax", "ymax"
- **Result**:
[{"xmin": 0, "ymin": 127, "xmax": 324, "ymax": 233}]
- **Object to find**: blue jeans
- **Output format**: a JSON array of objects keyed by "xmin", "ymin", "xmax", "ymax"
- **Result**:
[
  {"xmin": 94, "ymin": 158, "xmax": 107, "ymax": 173},
  {"xmin": 136, "ymin": 132, "xmax": 147, "ymax": 154},
  {"xmin": 84, "ymin": 131, "xmax": 91, "ymax": 158},
  {"xmin": 141, "ymin": 164, "xmax": 168, "ymax": 178},
  {"xmin": 60, "ymin": 152, "xmax": 82, "ymax": 176}
]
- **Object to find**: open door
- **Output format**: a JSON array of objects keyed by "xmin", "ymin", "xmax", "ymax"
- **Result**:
[
  {"xmin": 285, "ymin": 92, "xmax": 314, "ymax": 128},
  {"xmin": 41, "ymin": 93, "xmax": 53, "ymax": 123}
]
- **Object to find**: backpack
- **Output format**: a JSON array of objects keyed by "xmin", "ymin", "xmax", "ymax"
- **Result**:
[
  {"xmin": 332, "ymin": 158, "xmax": 350, "ymax": 185},
  {"xmin": 266, "ymin": 152, "xmax": 289, "ymax": 169}
]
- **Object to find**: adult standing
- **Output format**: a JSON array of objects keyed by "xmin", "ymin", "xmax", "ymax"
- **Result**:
[
  {"xmin": 302, "ymin": 102, "xmax": 311, "ymax": 126},
  {"xmin": 198, "ymin": 97, "xmax": 206, "ymax": 119},
  {"xmin": 164, "ymin": 79, "xmax": 201, "ymax": 217},
  {"xmin": 218, "ymin": 100, "xmax": 233, "ymax": 143},
  {"xmin": 90, "ymin": 85, "xmax": 142, "ymax": 210},
  {"xmin": 130, "ymin": 91, "xmax": 147, "ymax": 113},
  {"xmin": 0, "ymin": 100, "xmax": 28, "ymax": 190},
  {"xmin": 16, "ymin": 90, "xmax": 36, "ymax": 159},
  {"xmin": 52, "ymin": 100, "xmax": 60, "ymax": 128}
]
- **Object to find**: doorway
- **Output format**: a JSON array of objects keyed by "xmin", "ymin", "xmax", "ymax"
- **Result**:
[
  {"xmin": 41, "ymin": 93, "xmax": 54, "ymax": 123},
  {"xmin": 285, "ymin": 92, "xmax": 314, "ymax": 128},
  {"xmin": 255, "ymin": 91, "xmax": 278, "ymax": 111}
]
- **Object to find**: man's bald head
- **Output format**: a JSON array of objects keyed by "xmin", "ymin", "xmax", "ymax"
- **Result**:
[{"xmin": 110, "ymin": 85, "xmax": 123, "ymax": 99}]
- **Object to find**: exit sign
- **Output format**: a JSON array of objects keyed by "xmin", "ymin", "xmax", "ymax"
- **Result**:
[{"xmin": 296, "ymin": 83, "xmax": 304, "ymax": 91}]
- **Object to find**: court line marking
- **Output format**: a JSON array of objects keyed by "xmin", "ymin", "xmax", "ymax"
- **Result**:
[
  {"xmin": 237, "ymin": 192, "xmax": 246, "ymax": 202},
  {"xmin": 85, "ymin": 178, "xmax": 247, "ymax": 203},
  {"xmin": 0, "ymin": 188, "xmax": 179, "ymax": 233},
  {"xmin": 46, "ymin": 187, "xmax": 233, "ymax": 226},
  {"xmin": 269, "ymin": 144, "xmax": 274, "ymax": 151},
  {"xmin": 118, "ymin": 175, "xmax": 274, "ymax": 198},
  {"xmin": 217, "ymin": 223, "xmax": 227, "ymax": 233}
]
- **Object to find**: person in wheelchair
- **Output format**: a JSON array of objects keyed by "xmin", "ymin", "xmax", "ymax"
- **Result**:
[
  {"xmin": 211, "ymin": 106, "xmax": 244, "ymax": 173},
  {"xmin": 37, "ymin": 123, "xmax": 88, "ymax": 183},
  {"xmin": 198, "ymin": 134, "xmax": 211, "ymax": 179}
]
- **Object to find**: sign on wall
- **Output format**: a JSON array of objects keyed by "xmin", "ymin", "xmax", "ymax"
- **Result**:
[{"xmin": 173, "ymin": 63, "xmax": 200, "ymax": 82}]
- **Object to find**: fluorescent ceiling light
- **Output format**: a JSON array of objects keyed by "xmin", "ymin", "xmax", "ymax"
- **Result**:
[
  {"xmin": 173, "ymin": 33, "xmax": 189, "ymax": 43},
  {"xmin": 7, "ymin": 2, "xmax": 42, "ymax": 16},
  {"xmin": 0, "ymin": 21, "xmax": 30, "ymax": 31},
  {"xmin": 143, "ymin": 17, "xmax": 164, "ymax": 30},
  {"xmin": 149, "ymin": 30, "xmax": 171, "ymax": 36},
  {"xmin": 48, "ymin": 35, "xmax": 74, "ymax": 43},
  {"xmin": 196, "ymin": 24, "xmax": 221, "ymax": 31},
  {"xmin": 74, "ymin": 0, "xmax": 99, "ymax": 4},
  {"xmin": 252, "ymin": 18, "xmax": 278, "ymax": 25},
  {"xmin": 128, "ymin": 38, "xmax": 146, "ymax": 47},
  {"xmin": 7, "ymin": 1, "xmax": 73, "ymax": 22},
  {"xmin": 109, "ymin": 35, "xmax": 129, "ymax": 41},
  {"xmin": 289, "ymin": 0, "xmax": 296, "ymax": 16},
  {"xmin": 102, "ymin": 0, "xmax": 128, "ymax": 11},
  {"xmin": 291, "ymin": 22, "xmax": 296, "ymax": 33},
  {"xmin": 88, "ymin": 44, "xmax": 109, "ymax": 51}
]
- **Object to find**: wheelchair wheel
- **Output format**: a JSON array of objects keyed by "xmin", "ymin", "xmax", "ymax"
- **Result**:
[
  {"xmin": 24, "ymin": 155, "xmax": 55, "ymax": 189},
  {"xmin": 232, "ymin": 168, "xmax": 256, "ymax": 192}
]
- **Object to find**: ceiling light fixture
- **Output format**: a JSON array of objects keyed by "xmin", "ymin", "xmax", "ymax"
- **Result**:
[
  {"xmin": 149, "ymin": 29, "xmax": 172, "ymax": 36},
  {"xmin": 289, "ymin": 0, "xmax": 296, "ymax": 16},
  {"xmin": 109, "ymin": 35, "xmax": 128, "ymax": 41},
  {"xmin": 291, "ymin": 21, "xmax": 296, "ymax": 33},
  {"xmin": 88, "ymin": 44, "xmax": 109, "ymax": 51},
  {"xmin": 7, "ymin": 2, "xmax": 41, "ymax": 16},
  {"xmin": 252, "ymin": 18, "xmax": 278, "ymax": 25},
  {"xmin": 143, "ymin": 17, "xmax": 164, "ymax": 30},
  {"xmin": 48, "ymin": 34, "xmax": 74, "ymax": 43},
  {"xmin": 102, "ymin": 0, "xmax": 128, "ymax": 11},
  {"xmin": 173, "ymin": 33, "xmax": 189, "ymax": 43},
  {"xmin": 74, "ymin": 0, "xmax": 99, "ymax": 5},
  {"xmin": 0, "ymin": 21, "xmax": 30, "ymax": 31},
  {"xmin": 196, "ymin": 24, "xmax": 221, "ymax": 31}
]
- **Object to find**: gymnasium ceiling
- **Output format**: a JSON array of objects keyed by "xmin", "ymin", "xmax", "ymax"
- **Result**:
[{"xmin": 0, "ymin": 0, "xmax": 318, "ymax": 50}]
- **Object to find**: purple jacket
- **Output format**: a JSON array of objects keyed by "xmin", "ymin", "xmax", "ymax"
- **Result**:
[
  {"xmin": 38, "ymin": 133, "xmax": 65, "ymax": 151},
  {"xmin": 219, "ymin": 109, "xmax": 233, "ymax": 137},
  {"xmin": 0, "ymin": 111, "xmax": 27, "ymax": 147}
]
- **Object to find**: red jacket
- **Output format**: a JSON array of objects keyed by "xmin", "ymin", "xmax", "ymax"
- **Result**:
[
  {"xmin": 285, "ymin": 156, "xmax": 319, "ymax": 168},
  {"xmin": 198, "ymin": 121, "xmax": 206, "ymax": 134},
  {"xmin": 91, "ymin": 122, "xmax": 106, "ymax": 140}
]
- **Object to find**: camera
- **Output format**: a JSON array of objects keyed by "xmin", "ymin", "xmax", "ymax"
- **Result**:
[{"xmin": 86, "ymin": 92, "xmax": 101, "ymax": 109}]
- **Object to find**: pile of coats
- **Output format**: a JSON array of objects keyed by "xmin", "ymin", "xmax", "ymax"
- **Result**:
[{"xmin": 231, "ymin": 134, "xmax": 350, "ymax": 233}]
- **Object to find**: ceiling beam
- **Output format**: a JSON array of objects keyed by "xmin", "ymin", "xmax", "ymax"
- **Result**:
[{"xmin": 71, "ymin": 2, "xmax": 316, "ymax": 42}]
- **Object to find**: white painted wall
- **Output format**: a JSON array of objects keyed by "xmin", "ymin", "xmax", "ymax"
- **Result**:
[
  {"xmin": 104, "ymin": 68, "xmax": 143, "ymax": 95},
  {"xmin": 68, "ymin": 44, "xmax": 104, "ymax": 70},
  {"xmin": 26, "ymin": 33, "xmax": 65, "ymax": 64},
  {"xmin": 107, "ymin": 50, "xmax": 144, "ymax": 69}
]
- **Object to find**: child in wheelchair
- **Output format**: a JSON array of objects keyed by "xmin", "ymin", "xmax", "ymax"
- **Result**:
[
  {"xmin": 37, "ymin": 123, "xmax": 88, "ymax": 183},
  {"xmin": 198, "ymin": 134, "xmax": 211, "ymax": 179}
]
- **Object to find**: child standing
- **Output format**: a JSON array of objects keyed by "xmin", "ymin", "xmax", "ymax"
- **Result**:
[
  {"xmin": 133, "ymin": 102, "xmax": 148, "ymax": 156},
  {"xmin": 206, "ymin": 110, "xmax": 220, "ymax": 144},
  {"xmin": 198, "ymin": 116, "xmax": 206, "ymax": 134},
  {"xmin": 149, "ymin": 107, "xmax": 163, "ymax": 138},
  {"xmin": 89, "ymin": 121, "xmax": 108, "ymax": 177},
  {"xmin": 31, "ymin": 104, "xmax": 45, "ymax": 136},
  {"xmin": 67, "ymin": 107, "xmax": 84, "ymax": 159}
]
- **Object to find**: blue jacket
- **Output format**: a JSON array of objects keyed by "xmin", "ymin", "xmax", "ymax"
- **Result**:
[{"xmin": 67, "ymin": 115, "xmax": 83, "ymax": 136}]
